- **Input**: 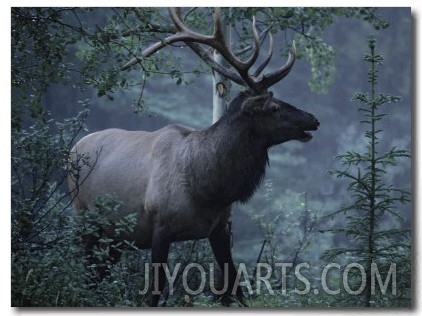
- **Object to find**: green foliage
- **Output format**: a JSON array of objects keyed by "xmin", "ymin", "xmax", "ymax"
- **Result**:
[
  {"xmin": 11, "ymin": 195, "xmax": 146, "ymax": 307},
  {"xmin": 67, "ymin": 7, "xmax": 390, "ymax": 101},
  {"xmin": 226, "ymin": 7, "xmax": 387, "ymax": 93},
  {"xmin": 237, "ymin": 187, "xmax": 327, "ymax": 307},
  {"xmin": 11, "ymin": 93, "xmax": 92, "ymax": 306},
  {"xmin": 11, "ymin": 7, "xmax": 91, "ymax": 249},
  {"xmin": 11, "ymin": 7, "xmax": 89, "ymax": 306},
  {"xmin": 11, "ymin": 12, "xmax": 92, "ymax": 254},
  {"xmin": 323, "ymin": 37, "xmax": 411, "ymax": 307},
  {"xmin": 11, "ymin": 106, "xmax": 89, "ymax": 252},
  {"xmin": 12, "ymin": 8, "xmax": 84, "ymax": 129},
  {"xmin": 12, "ymin": 231, "xmax": 89, "ymax": 306},
  {"xmin": 249, "ymin": 186, "xmax": 317, "ymax": 267}
]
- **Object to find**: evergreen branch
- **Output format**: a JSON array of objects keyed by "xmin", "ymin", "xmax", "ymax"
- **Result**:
[
  {"xmin": 374, "ymin": 228, "xmax": 410, "ymax": 239},
  {"xmin": 323, "ymin": 247, "xmax": 363, "ymax": 261}
]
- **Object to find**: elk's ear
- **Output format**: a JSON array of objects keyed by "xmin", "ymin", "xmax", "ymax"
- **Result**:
[{"xmin": 241, "ymin": 93, "xmax": 272, "ymax": 115}]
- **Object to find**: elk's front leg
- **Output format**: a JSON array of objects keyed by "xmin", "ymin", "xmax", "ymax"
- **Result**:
[
  {"xmin": 209, "ymin": 221, "xmax": 246, "ymax": 306},
  {"xmin": 149, "ymin": 226, "xmax": 170, "ymax": 307}
]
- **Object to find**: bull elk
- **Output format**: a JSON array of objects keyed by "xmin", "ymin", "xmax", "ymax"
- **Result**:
[{"xmin": 68, "ymin": 8, "xmax": 319, "ymax": 306}]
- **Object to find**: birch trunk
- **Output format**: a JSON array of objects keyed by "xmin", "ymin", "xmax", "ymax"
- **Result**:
[
  {"xmin": 212, "ymin": 9, "xmax": 232, "ymax": 123},
  {"xmin": 211, "ymin": 9, "xmax": 233, "ymax": 250}
]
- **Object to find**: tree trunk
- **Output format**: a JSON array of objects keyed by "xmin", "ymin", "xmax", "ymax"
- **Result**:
[
  {"xmin": 211, "ymin": 9, "xmax": 234, "ymax": 256},
  {"xmin": 212, "ymin": 9, "xmax": 232, "ymax": 123}
]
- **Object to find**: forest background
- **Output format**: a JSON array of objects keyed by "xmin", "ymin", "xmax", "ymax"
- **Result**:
[{"xmin": 8, "ymin": 5, "xmax": 415, "ymax": 310}]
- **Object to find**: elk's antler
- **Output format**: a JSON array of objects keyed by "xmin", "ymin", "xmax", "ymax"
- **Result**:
[{"xmin": 122, "ymin": 8, "xmax": 296, "ymax": 93}]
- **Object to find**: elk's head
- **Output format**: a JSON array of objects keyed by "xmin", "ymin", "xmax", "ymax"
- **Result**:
[{"xmin": 233, "ymin": 91, "xmax": 319, "ymax": 146}]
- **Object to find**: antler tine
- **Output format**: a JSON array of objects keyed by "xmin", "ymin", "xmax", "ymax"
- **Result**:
[
  {"xmin": 168, "ymin": 7, "xmax": 242, "ymax": 70},
  {"xmin": 210, "ymin": 9, "xmax": 256, "ymax": 71},
  {"xmin": 212, "ymin": 8, "xmax": 224, "ymax": 40},
  {"xmin": 259, "ymin": 40, "xmax": 296, "ymax": 90},
  {"xmin": 171, "ymin": 7, "xmax": 247, "ymax": 87},
  {"xmin": 169, "ymin": 8, "xmax": 187, "ymax": 33},
  {"xmin": 208, "ymin": 11, "xmax": 262, "ymax": 91},
  {"xmin": 186, "ymin": 42, "xmax": 246, "ymax": 87},
  {"xmin": 252, "ymin": 31, "xmax": 273, "ymax": 78},
  {"xmin": 241, "ymin": 16, "xmax": 261, "ymax": 71},
  {"xmin": 168, "ymin": 7, "xmax": 214, "ymax": 43},
  {"xmin": 204, "ymin": 8, "xmax": 261, "ymax": 91}
]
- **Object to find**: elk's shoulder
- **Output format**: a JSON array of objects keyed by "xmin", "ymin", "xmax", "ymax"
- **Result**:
[{"xmin": 157, "ymin": 124, "xmax": 195, "ymax": 137}]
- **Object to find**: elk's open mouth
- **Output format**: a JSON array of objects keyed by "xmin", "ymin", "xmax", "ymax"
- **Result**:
[
  {"xmin": 298, "ymin": 130, "xmax": 313, "ymax": 142},
  {"xmin": 297, "ymin": 123, "xmax": 319, "ymax": 142},
  {"xmin": 297, "ymin": 119, "xmax": 319, "ymax": 142}
]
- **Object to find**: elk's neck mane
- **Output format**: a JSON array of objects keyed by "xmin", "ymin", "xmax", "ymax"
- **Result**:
[{"xmin": 185, "ymin": 92, "xmax": 269, "ymax": 209}]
